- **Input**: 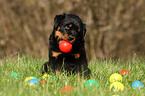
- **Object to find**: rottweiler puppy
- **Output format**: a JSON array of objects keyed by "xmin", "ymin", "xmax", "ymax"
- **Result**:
[{"xmin": 42, "ymin": 13, "xmax": 91, "ymax": 78}]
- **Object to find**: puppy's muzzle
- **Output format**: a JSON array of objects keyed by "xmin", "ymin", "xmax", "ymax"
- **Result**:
[
  {"xmin": 55, "ymin": 31, "xmax": 75, "ymax": 43},
  {"xmin": 68, "ymin": 35, "xmax": 75, "ymax": 41}
]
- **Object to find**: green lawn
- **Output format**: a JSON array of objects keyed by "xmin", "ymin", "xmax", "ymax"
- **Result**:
[{"xmin": 0, "ymin": 55, "xmax": 145, "ymax": 96}]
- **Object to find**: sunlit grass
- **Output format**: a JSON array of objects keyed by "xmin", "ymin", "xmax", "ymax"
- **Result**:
[{"xmin": 0, "ymin": 56, "xmax": 144, "ymax": 96}]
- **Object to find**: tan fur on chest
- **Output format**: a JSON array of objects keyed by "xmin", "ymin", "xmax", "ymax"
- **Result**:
[
  {"xmin": 52, "ymin": 51, "xmax": 80, "ymax": 59},
  {"xmin": 52, "ymin": 51, "xmax": 62, "ymax": 59}
]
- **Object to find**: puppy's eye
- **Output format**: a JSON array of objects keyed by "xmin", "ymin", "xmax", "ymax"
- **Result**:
[
  {"xmin": 65, "ymin": 26, "xmax": 70, "ymax": 30},
  {"xmin": 78, "ymin": 29, "xmax": 80, "ymax": 32},
  {"xmin": 69, "ymin": 24, "xmax": 72, "ymax": 27}
]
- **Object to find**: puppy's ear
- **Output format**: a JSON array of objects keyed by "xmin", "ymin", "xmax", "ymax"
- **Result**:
[
  {"xmin": 83, "ymin": 24, "xmax": 86, "ymax": 37},
  {"xmin": 54, "ymin": 13, "xmax": 66, "ymax": 29}
]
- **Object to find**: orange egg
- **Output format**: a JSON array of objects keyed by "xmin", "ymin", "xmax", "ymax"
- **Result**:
[{"xmin": 61, "ymin": 86, "xmax": 73, "ymax": 94}]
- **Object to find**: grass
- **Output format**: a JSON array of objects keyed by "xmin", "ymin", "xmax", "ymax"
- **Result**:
[{"xmin": 0, "ymin": 55, "xmax": 145, "ymax": 96}]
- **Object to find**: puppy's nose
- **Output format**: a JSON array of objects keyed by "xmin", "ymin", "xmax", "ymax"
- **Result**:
[{"xmin": 68, "ymin": 36, "xmax": 75, "ymax": 41}]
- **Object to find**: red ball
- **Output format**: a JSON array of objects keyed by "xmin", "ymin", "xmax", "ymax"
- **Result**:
[
  {"xmin": 59, "ymin": 40, "xmax": 72, "ymax": 53},
  {"xmin": 120, "ymin": 69, "xmax": 129, "ymax": 75}
]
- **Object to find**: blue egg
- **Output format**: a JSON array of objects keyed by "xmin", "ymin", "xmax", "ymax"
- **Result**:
[
  {"xmin": 85, "ymin": 79, "xmax": 98, "ymax": 88},
  {"xmin": 131, "ymin": 81, "xmax": 144, "ymax": 89},
  {"xmin": 28, "ymin": 79, "xmax": 39, "ymax": 86}
]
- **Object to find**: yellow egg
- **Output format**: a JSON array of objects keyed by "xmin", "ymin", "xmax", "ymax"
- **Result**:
[
  {"xmin": 110, "ymin": 82, "xmax": 124, "ymax": 92},
  {"xmin": 109, "ymin": 73, "xmax": 122, "ymax": 83},
  {"xmin": 42, "ymin": 74, "xmax": 52, "ymax": 80}
]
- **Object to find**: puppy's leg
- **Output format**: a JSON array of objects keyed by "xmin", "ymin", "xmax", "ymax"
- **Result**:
[
  {"xmin": 41, "ymin": 53, "xmax": 63, "ymax": 75},
  {"xmin": 64, "ymin": 54, "xmax": 91, "ymax": 79},
  {"xmin": 83, "ymin": 67, "xmax": 91, "ymax": 79},
  {"xmin": 41, "ymin": 62, "xmax": 48, "ymax": 74},
  {"xmin": 77, "ymin": 61, "xmax": 91, "ymax": 79},
  {"xmin": 74, "ymin": 51, "xmax": 91, "ymax": 79}
]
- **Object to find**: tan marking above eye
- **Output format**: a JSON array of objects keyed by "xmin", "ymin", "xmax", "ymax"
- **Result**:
[
  {"xmin": 78, "ymin": 29, "xmax": 80, "ymax": 32},
  {"xmin": 52, "ymin": 51, "xmax": 62, "ymax": 59},
  {"xmin": 57, "ymin": 27, "xmax": 60, "ymax": 31},
  {"xmin": 69, "ymin": 24, "xmax": 72, "ymax": 27}
]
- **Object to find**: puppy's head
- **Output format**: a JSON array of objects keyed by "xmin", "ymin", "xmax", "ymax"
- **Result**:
[{"xmin": 53, "ymin": 13, "xmax": 86, "ymax": 44}]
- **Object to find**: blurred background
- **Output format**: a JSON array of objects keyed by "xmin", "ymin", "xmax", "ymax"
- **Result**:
[{"xmin": 0, "ymin": 0, "xmax": 145, "ymax": 61}]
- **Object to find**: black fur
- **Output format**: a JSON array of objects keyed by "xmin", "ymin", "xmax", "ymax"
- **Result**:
[{"xmin": 41, "ymin": 13, "xmax": 91, "ymax": 78}]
